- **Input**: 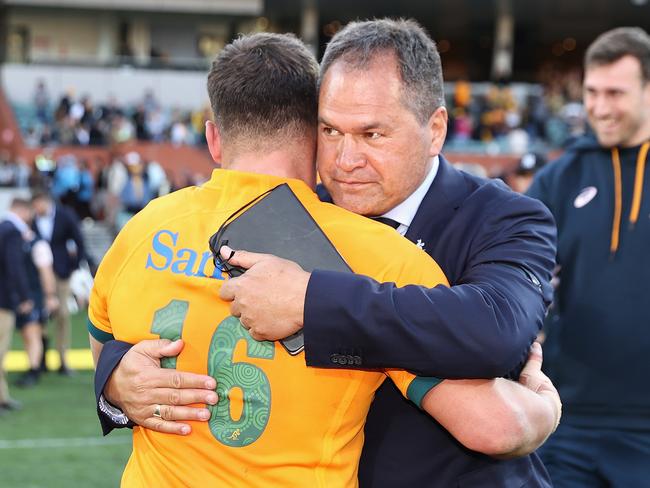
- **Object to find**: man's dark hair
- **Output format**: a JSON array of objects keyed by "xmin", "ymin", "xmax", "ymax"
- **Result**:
[
  {"xmin": 30, "ymin": 188, "xmax": 52, "ymax": 202},
  {"xmin": 207, "ymin": 33, "xmax": 319, "ymax": 145},
  {"xmin": 10, "ymin": 197, "xmax": 31, "ymax": 209},
  {"xmin": 585, "ymin": 27, "xmax": 650, "ymax": 82},
  {"xmin": 320, "ymin": 18, "xmax": 444, "ymax": 124}
]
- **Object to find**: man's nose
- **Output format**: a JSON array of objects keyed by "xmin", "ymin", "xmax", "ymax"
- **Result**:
[{"xmin": 336, "ymin": 135, "xmax": 366, "ymax": 171}]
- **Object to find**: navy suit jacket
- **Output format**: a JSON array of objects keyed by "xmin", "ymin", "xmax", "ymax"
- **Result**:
[
  {"xmin": 34, "ymin": 204, "xmax": 87, "ymax": 279},
  {"xmin": 0, "ymin": 220, "xmax": 31, "ymax": 310},
  {"xmin": 305, "ymin": 156, "xmax": 556, "ymax": 487}
]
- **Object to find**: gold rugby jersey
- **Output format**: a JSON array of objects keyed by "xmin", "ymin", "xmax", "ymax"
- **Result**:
[{"xmin": 88, "ymin": 169, "xmax": 449, "ymax": 487}]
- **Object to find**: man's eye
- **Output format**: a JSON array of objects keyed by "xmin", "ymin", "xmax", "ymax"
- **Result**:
[
  {"xmin": 322, "ymin": 127, "xmax": 341, "ymax": 136},
  {"xmin": 366, "ymin": 132, "xmax": 381, "ymax": 140}
]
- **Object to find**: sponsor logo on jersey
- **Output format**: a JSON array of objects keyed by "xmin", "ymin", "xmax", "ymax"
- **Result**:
[
  {"xmin": 574, "ymin": 186, "xmax": 598, "ymax": 208},
  {"xmin": 145, "ymin": 229, "xmax": 224, "ymax": 279}
]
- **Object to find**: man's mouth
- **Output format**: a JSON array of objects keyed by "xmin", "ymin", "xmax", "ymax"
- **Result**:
[
  {"xmin": 594, "ymin": 119, "xmax": 619, "ymax": 133},
  {"xmin": 334, "ymin": 179, "xmax": 372, "ymax": 188}
]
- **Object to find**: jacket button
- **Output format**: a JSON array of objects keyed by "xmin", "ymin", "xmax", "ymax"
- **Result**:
[
  {"xmin": 338, "ymin": 355, "xmax": 348, "ymax": 365},
  {"xmin": 353, "ymin": 356, "xmax": 362, "ymax": 366},
  {"xmin": 330, "ymin": 354, "xmax": 339, "ymax": 364}
]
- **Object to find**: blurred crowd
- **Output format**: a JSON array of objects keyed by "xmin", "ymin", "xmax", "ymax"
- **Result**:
[
  {"xmin": 15, "ymin": 76, "xmax": 587, "ymax": 154},
  {"xmin": 0, "ymin": 149, "xmax": 208, "ymax": 232},
  {"xmin": 23, "ymin": 81, "xmax": 212, "ymax": 148},
  {"xmin": 446, "ymin": 69, "xmax": 587, "ymax": 154}
]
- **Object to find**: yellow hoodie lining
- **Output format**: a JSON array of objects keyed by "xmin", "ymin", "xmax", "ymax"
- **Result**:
[{"xmin": 610, "ymin": 141, "xmax": 650, "ymax": 255}]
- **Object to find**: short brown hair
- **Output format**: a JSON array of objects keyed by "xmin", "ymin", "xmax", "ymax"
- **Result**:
[
  {"xmin": 10, "ymin": 197, "xmax": 31, "ymax": 210},
  {"xmin": 207, "ymin": 33, "xmax": 319, "ymax": 146},
  {"xmin": 585, "ymin": 27, "xmax": 650, "ymax": 82}
]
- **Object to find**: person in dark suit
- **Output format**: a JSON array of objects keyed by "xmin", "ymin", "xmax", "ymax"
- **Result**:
[
  {"xmin": 31, "ymin": 189, "xmax": 89, "ymax": 374},
  {"xmin": 91, "ymin": 19, "xmax": 557, "ymax": 487},
  {"xmin": 0, "ymin": 198, "xmax": 35, "ymax": 412}
]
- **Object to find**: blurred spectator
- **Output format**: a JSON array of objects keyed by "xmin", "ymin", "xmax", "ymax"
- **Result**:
[
  {"xmin": 454, "ymin": 79, "xmax": 472, "ymax": 109},
  {"xmin": 76, "ymin": 159, "xmax": 95, "ymax": 220},
  {"xmin": 0, "ymin": 198, "xmax": 35, "ymax": 412},
  {"xmin": 142, "ymin": 89, "xmax": 159, "ymax": 115},
  {"xmin": 145, "ymin": 160, "xmax": 170, "ymax": 198},
  {"xmin": 51, "ymin": 155, "xmax": 81, "ymax": 208},
  {"xmin": 116, "ymin": 152, "xmax": 153, "ymax": 229},
  {"xmin": 0, "ymin": 154, "xmax": 17, "ymax": 187},
  {"xmin": 33, "ymin": 80, "xmax": 50, "ymax": 124},
  {"xmin": 14, "ymin": 231, "xmax": 59, "ymax": 389},
  {"xmin": 110, "ymin": 114, "xmax": 135, "ymax": 144},
  {"xmin": 509, "ymin": 152, "xmax": 547, "ymax": 193},
  {"xmin": 32, "ymin": 189, "xmax": 91, "ymax": 375},
  {"xmin": 132, "ymin": 105, "xmax": 149, "ymax": 141}
]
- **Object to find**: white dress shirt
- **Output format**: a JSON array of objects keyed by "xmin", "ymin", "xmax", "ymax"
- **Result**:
[
  {"xmin": 381, "ymin": 155, "xmax": 439, "ymax": 236},
  {"xmin": 35, "ymin": 204, "xmax": 55, "ymax": 242}
]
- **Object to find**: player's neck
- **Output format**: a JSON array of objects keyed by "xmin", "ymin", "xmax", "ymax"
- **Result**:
[{"xmin": 224, "ymin": 147, "xmax": 317, "ymax": 189}]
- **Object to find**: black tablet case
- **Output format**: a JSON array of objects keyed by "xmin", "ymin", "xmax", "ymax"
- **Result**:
[{"xmin": 209, "ymin": 183, "xmax": 352, "ymax": 355}]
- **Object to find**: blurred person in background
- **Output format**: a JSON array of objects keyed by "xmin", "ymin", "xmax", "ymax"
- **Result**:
[
  {"xmin": 33, "ymin": 79, "xmax": 50, "ymax": 124},
  {"xmin": 116, "ymin": 152, "xmax": 153, "ymax": 229},
  {"xmin": 31, "ymin": 189, "xmax": 90, "ymax": 375},
  {"xmin": 0, "ymin": 198, "xmax": 36, "ymax": 412},
  {"xmin": 51, "ymin": 155, "xmax": 80, "ymax": 209},
  {"xmin": 76, "ymin": 159, "xmax": 95, "ymax": 220},
  {"xmin": 14, "ymin": 222, "xmax": 59, "ymax": 388},
  {"xmin": 104, "ymin": 156, "xmax": 128, "ymax": 229},
  {"xmin": 0, "ymin": 151, "xmax": 18, "ymax": 187},
  {"xmin": 528, "ymin": 27, "xmax": 650, "ymax": 487},
  {"xmin": 145, "ymin": 160, "xmax": 170, "ymax": 198},
  {"xmin": 509, "ymin": 152, "xmax": 547, "ymax": 194}
]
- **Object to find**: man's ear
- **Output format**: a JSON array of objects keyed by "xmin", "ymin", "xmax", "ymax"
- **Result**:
[
  {"xmin": 427, "ymin": 106, "xmax": 448, "ymax": 157},
  {"xmin": 205, "ymin": 120, "xmax": 222, "ymax": 164}
]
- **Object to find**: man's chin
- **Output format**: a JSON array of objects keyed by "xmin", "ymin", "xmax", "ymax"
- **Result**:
[
  {"xmin": 331, "ymin": 194, "xmax": 377, "ymax": 216},
  {"xmin": 594, "ymin": 132, "xmax": 621, "ymax": 148}
]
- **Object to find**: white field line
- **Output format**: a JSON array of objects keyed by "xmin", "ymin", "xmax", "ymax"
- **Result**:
[{"xmin": 0, "ymin": 436, "xmax": 131, "ymax": 449}]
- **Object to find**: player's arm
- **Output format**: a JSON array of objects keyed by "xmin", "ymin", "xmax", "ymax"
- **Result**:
[
  {"xmin": 31, "ymin": 240, "xmax": 59, "ymax": 314},
  {"xmin": 418, "ymin": 343, "xmax": 561, "ymax": 458},
  {"xmin": 6, "ymin": 231, "xmax": 32, "ymax": 308},
  {"xmin": 219, "ymin": 196, "xmax": 556, "ymax": 379},
  {"xmin": 90, "ymin": 334, "xmax": 103, "ymax": 366}
]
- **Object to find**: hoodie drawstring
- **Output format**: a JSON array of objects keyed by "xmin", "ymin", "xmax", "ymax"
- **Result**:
[{"xmin": 610, "ymin": 141, "xmax": 650, "ymax": 255}]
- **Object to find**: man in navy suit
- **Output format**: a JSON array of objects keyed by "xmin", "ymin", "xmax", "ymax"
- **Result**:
[
  {"xmin": 31, "ymin": 190, "xmax": 89, "ymax": 374},
  {"xmin": 0, "ymin": 198, "xmax": 35, "ymax": 412},
  {"xmin": 93, "ymin": 20, "xmax": 557, "ymax": 486}
]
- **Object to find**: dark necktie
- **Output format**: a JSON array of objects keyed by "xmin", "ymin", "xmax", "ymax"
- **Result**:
[{"xmin": 371, "ymin": 216, "xmax": 401, "ymax": 230}]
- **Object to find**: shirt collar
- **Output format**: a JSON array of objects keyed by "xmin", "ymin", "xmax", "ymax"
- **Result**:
[
  {"xmin": 381, "ymin": 155, "xmax": 439, "ymax": 230},
  {"xmin": 203, "ymin": 168, "xmax": 318, "ymax": 204},
  {"xmin": 4, "ymin": 211, "xmax": 31, "ymax": 236}
]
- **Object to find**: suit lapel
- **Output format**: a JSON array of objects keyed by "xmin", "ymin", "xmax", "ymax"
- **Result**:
[
  {"xmin": 51, "ymin": 205, "xmax": 62, "ymax": 242},
  {"xmin": 405, "ymin": 156, "xmax": 468, "ymax": 245}
]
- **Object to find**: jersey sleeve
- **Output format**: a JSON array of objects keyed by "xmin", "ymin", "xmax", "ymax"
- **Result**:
[
  {"xmin": 385, "ymin": 369, "xmax": 444, "ymax": 408},
  {"xmin": 87, "ymin": 228, "xmax": 131, "ymax": 343}
]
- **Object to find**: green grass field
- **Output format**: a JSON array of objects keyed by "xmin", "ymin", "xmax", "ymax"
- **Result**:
[{"xmin": 1, "ymin": 311, "xmax": 132, "ymax": 487}]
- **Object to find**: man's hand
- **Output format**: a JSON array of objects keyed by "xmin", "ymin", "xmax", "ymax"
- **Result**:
[
  {"xmin": 219, "ymin": 246, "xmax": 310, "ymax": 341},
  {"xmin": 45, "ymin": 295, "xmax": 59, "ymax": 314},
  {"xmin": 17, "ymin": 299, "xmax": 33, "ymax": 315},
  {"xmin": 518, "ymin": 342, "xmax": 562, "ymax": 433},
  {"xmin": 104, "ymin": 339, "xmax": 218, "ymax": 435}
]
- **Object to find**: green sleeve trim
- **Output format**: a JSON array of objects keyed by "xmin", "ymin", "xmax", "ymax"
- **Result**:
[
  {"xmin": 407, "ymin": 376, "xmax": 444, "ymax": 409},
  {"xmin": 87, "ymin": 317, "xmax": 114, "ymax": 344}
]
